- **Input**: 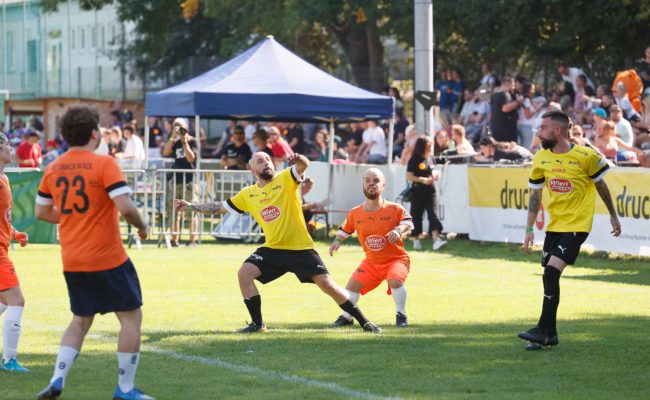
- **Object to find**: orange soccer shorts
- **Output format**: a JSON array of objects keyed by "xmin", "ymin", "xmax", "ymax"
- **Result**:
[
  {"xmin": 351, "ymin": 258, "xmax": 410, "ymax": 295},
  {"xmin": 0, "ymin": 261, "xmax": 19, "ymax": 291}
]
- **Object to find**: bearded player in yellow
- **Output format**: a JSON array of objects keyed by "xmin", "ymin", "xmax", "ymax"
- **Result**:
[
  {"xmin": 174, "ymin": 152, "xmax": 382, "ymax": 333},
  {"xmin": 520, "ymin": 110, "xmax": 621, "ymax": 349}
]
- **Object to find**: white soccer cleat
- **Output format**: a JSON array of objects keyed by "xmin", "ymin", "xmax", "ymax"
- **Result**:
[
  {"xmin": 412, "ymin": 239, "xmax": 422, "ymax": 250},
  {"xmin": 433, "ymin": 239, "xmax": 447, "ymax": 250}
]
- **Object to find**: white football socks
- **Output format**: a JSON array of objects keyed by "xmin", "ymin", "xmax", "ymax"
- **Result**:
[
  {"xmin": 391, "ymin": 285, "xmax": 407, "ymax": 315},
  {"xmin": 50, "ymin": 346, "xmax": 80, "ymax": 385},
  {"xmin": 2, "ymin": 306, "xmax": 23, "ymax": 361},
  {"xmin": 117, "ymin": 352, "xmax": 140, "ymax": 393},
  {"xmin": 342, "ymin": 290, "xmax": 361, "ymax": 321},
  {"xmin": 0, "ymin": 302, "xmax": 7, "ymax": 315}
]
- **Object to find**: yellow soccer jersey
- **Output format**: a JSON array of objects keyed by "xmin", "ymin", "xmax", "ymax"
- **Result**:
[
  {"xmin": 528, "ymin": 144, "xmax": 608, "ymax": 232},
  {"xmin": 225, "ymin": 166, "xmax": 314, "ymax": 250}
]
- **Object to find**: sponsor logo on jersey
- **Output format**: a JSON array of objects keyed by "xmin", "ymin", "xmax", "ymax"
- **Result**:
[
  {"xmin": 549, "ymin": 178, "xmax": 573, "ymax": 194},
  {"xmin": 260, "ymin": 205, "xmax": 281, "ymax": 222},
  {"xmin": 365, "ymin": 235, "xmax": 387, "ymax": 251}
]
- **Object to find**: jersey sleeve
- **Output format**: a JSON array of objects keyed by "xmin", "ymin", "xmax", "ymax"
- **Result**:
[
  {"xmin": 224, "ymin": 190, "xmax": 248, "ymax": 215},
  {"xmin": 586, "ymin": 149, "xmax": 609, "ymax": 182},
  {"xmin": 528, "ymin": 154, "xmax": 545, "ymax": 189},
  {"xmin": 36, "ymin": 168, "xmax": 53, "ymax": 206},
  {"xmin": 280, "ymin": 165, "xmax": 304, "ymax": 187},
  {"xmin": 103, "ymin": 157, "xmax": 132, "ymax": 198},
  {"xmin": 337, "ymin": 211, "xmax": 355, "ymax": 239},
  {"xmin": 398, "ymin": 205, "xmax": 415, "ymax": 230}
]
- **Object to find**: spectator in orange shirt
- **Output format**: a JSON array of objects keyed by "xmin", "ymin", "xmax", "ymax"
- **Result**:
[
  {"xmin": 329, "ymin": 168, "xmax": 414, "ymax": 327},
  {"xmin": 15, "ymin": 131, "xmax": 42, "ymax": 168},
  {"xmin": 35, "ymin": 104, "xmax": 152, "ymax": 400},
  {"xmin": 0, "ymin": 132, "xmax": 30, "ymax": 372}
]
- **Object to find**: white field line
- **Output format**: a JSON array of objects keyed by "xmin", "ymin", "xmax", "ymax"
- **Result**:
[{"xmin": 30, "ymin": 327, "xmax": 401, "ymax": 400}]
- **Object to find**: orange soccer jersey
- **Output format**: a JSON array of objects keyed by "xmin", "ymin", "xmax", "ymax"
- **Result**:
[
  {"xmin": 36, "ymin": 151, "xmax": 131, "ymax": 272},
  {"xmin": 338, "ymin": 200, "xmax": 413, "ymax": 265}
]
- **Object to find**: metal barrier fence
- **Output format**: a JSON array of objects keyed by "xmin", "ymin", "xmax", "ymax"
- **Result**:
[{"xmin": 123, "ymin": 168, "xmax": 261, "ymax": 247}]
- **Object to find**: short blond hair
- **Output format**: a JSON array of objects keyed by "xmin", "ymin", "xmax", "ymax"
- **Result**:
[{"xmin": 451, "ymin": 124, "xmax": 465, "ymax": 138}]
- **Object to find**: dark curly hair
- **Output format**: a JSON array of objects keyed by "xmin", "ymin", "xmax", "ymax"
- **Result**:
[{"xmin": 59, "ymin": 104, "xmax": 100, "ymax": 146}]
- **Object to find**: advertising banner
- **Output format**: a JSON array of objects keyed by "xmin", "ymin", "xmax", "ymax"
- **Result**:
[{"xmin": 468, "ymin": 166, "xmax": 650, "ymax": 256}]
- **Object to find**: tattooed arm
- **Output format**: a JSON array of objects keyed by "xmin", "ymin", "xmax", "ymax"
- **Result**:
[
  {"xmin": 595, "ymin": 179, "xmax": 621, "ymax": 237},
  {"xmin": 173, "ymin": 199, "xmax": 226, "ymax": 215},
  {"xmin": 523, "ymin": 188, "xmax": 542, "ymax": 255}
]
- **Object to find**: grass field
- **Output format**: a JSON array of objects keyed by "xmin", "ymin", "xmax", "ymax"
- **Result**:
[{"xmin": 2, "ymin": 238, "xmax": 649, "ymax": 399}]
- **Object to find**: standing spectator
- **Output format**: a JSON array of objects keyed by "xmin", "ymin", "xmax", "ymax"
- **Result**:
[
  {"xmin": 109, "ymin": 110, "xmax": 123, "ymax": 130},
  {"xmin": 8, "ymin": 119, "xmax": 26, "ymax": 146},
  {"xmin": 267, "ymin": 126, "xmax": 294, "ymax": 168},
  {"xmin": 406, "ymin": 136, "xmax": 446, "ymax": 251},
  {"xmin": 212, "ymin": 120, "xmax": 236, "ymax": 157},
  {"xmin": 107, "ymin": 127, "xmax": 126, "ymax": 158},
  {"xmin": 387, "ymin": 86, "xmax": 405, "ymax": 114},
  {"xmin": 531, "ymin": 96, "xmax": 549, "ymax": 138},
  {"xmin": 462, "ymin": 89, "xmax": 490, "ymax": 143},
  {"xmin": 517, "ymin": 83, "xmax": 537, "ymax": 149},
  {"xmin": 638, "ymin": 45, "xmax": 650, "ymax": 94},
  {"xmin": 344, "ymin": 122, "xmax": 365, "ymax": 160},
  {"xmin": 613, "ymin": 82, "xmax": 642, "ymax": 123},
  {"xmin": 16, "ymin": 131, "xmax": 42, "ymax": 168},
  {"xmin": 435, "ymin": 70, "xmax": 454, "ymax": 112},
  {"xmin": 399, "ymin": 125, "xmax": 419, "ymax": 166},
  {"xmin": 284, "ymin": 122, "xmax": 305, "ymax": 154},
  {"xmin": 490, "ymin": 77, "xmax": 519, "ymax": 142},
  {"xmin": 162, "ymin": 118, "xmax": 198, "ymax": 247},
  {"xmin": 0, "ymin": 121, "xmax": 4, "ymax": 135},
  {"xmin": 480, "ymin": 62, "xmax": 498, "ymax": 92},
  {"xmin": 392, "ymin": 109, "xmax": 410, "ymax": 160},
  {"xmin": 356, "ymin": 120, "xmax": 387, "ymax": 164},
  {"xmin": 450, "ymin": 69, "xmax": 466, "ymax": 114},
  {"xmin": 609, "ymin": 105, "xmax": 635, "ymax": 146},
  {"xmin": 218, "ymin": 127, "xmax": 252, "ymax": 170},
  {"xmin": 558, "ymin": 64, "xmax": 595, "ymax": 93},
  {"xmin": 95, "ymin": 128, "xmax": 111, "ymax": 156}
]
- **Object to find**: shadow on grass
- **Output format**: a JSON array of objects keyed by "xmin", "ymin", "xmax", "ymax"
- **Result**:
[{"xmin": 8, "ymin": 316, "xmax": 649, "ymax": 399}]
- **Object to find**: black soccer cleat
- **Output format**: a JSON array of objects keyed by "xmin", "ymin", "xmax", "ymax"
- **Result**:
[
  {"xmin": 37, "ymin": 377, "xmax": 63, "ymax": 399},
  {"xmin": 396, "ymin": 312, "xmax": 408, "ymax": 328},
  {"xmin": 518, "ymin": 326, "xmax": 559, "ymax": 346},
  {"xmin": 331, "ymin": 315, "xmax": 354, "ymax": 327},
  {"xmin": 362, "ymin": 322, "xmax": 382, "ymax": 333},
  {"xmin": 238, "ymin": 321, "xmax": 267, "ymax": 333}
]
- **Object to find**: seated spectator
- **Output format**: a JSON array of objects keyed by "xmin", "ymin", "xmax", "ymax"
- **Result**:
[
  {"xmin": 16, "ymin": 131, "xmax": 43, "ymax": 168},
  {"xmin": 218, "ymin": 126, "xmax": 252, "ymax": 170},
  {"xmin": 42, "ymin": 139, "xmax": 60, "ymax": 166},
  {"xmin": 344, "ymin": 122, "xmax": 364, "ymax": 159},
  {"xmin": 434, "ymin": 129, "xmax": 450, "ymax": 158},
  {"xmin": 252, "ymin": 128, "xmax": 273, "ymax": 157},
  {"xmin": 313, "ymin": 129, "xmax": 329, "ymax": 162},
  {"xmin": 284, "ymin": 122, "xmax": 305, "ymax": 153},
  {"xmin": 300, "ymin": 177, "xmax": 332, "ymax": 235},
  {"xmin": 460, "ymin": 89, "xmax": 489, "ymax": 143},
  {"xmin": 267, "ymin": 126, "xmax": 293, "ymax": 168},
  {"xmin": 570, "ymin": 124, "xmax": 597, "ymax": 152},
  {"xmin": 477, "ymin": 136, "xmax": 533, "ymax": 162},
  {"xmin": 392, "ymin": 109, "xmax": 409, "ymax": 160},
  {"xmin": 594, "ymin": 120, "xmax": 642, "ymax": 162},
  {"xmin": 450, "ymin": 125, "xmax": 475, "ymax": 155},
  {"xmin": 610, "ymin": 105, "xmax": 635, "ymax": 146},
  {"xmin": 212, "ymin": 120, "xmax": 237, "ymax": 157},
  {"xmin": 590, "ymin": 107, "xmax": 607, "ymax": 137},
  {"xmin": 95, "ymin": 127, "xmax": 111, "ymax": 156},
  {"xmin": 356, "ymin": 120, "xmax": 387, "ymax": 164}
]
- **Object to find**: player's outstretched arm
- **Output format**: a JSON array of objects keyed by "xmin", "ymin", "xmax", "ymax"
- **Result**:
[
  {"xmin": 287, "ymin": 153, "xmax": 309, "ymax": 177},
  {"xmin": 329, "ymin": 237, "xmax": 343, "ymax": 257},
  {"xmin": 174, "ymin": 199, "xmax": 227, "ymax": 215},
  {"xmin": 595, "ymin": 179, "xmax": 621, "ymax": 237},
  {"xmin": 523, "ymin": 188, "xmax": 542, "ymax": 255}
]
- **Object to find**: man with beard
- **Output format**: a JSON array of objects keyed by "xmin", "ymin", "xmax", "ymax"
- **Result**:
[
  {"xmin": 329, "ymin": 168, "xmax": 413, "ymax": 328},
  {"xmin": 519, "ymin": 110, "xmax": 620, "ymax": 350},
  {"xmin": 174, "ymin": 152, "xmax": 382, "ymax": 333}
]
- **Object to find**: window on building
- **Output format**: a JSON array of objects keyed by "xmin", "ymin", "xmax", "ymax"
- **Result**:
[
  {"xmin": 71, "ymin": 28, "xmax": 76, "ymax": 50},
  {"xmin": 110, "ymin": 25, "xmax": 116, "ymax": 47},
  {"xmin": 100, "ymin": 25, "xmax": 105, "ymax": 51},
  {"xmin": 27, "ymin": 40, "xmax": 38, "ymax": 73},
  {"xmin": 7, "ymin": 31, "xmax": 15, "ymax": 71},
  {"xmin": 91, "ymin": 26, "xmax": 97, "ymax": 49},
  {"xmin": 80, "ymin": 27, "xmax": 85, "ymax": 50}
]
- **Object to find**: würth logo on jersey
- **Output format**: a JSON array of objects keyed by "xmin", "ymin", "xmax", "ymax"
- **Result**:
[
  {"xmin": 365, "ymin": 235, "xmax": 387, "ymax": 251},
  {"xmin": 260, "ymin": 205, "xmax": 281, "ymax": 222},
  {"xmin": 549, "ymin": 178, "xmax": 573, "ymax": 194}
]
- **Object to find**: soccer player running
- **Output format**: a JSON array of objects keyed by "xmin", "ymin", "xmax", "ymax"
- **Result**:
[
  {"xmin": 0, "ymin": 133, "xmax": 30, "ymax": 372},
  {"xmin": 35, "ymin": 105, "xmax": 153, "ymax": 400},
  {"xmin": 329, "ymin": 168, "xmax": 414, "ymax": 328},
  {"xmin": 174, "ymin": 152, "xmax": 382, "ymax": 333},
  {"xmin": 519, "ymin": 110, "xmax": 621, "ymax": 349}
]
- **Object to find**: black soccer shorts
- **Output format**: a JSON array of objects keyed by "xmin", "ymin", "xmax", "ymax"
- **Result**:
[
  {"xmin": 541, "ymin": 231, "xmax": 589, "ymax": 267},
  {"xmin": 245, "ymin": 247, "xmax": 330, "ymax": 284}
]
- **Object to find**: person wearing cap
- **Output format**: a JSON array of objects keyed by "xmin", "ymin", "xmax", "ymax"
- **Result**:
[
  {"xmin": 15, "ymin": 131, "xmax": 42, "ymax": 168},
  {"xmin": 42, "ymin": 139, "xmax": 61, "ymax": 166},
  {"xmin": 590, "ymin": 107, "xmax": 607, "ymax": 137},
  {"xmin": 162, "ymin": 117, "xmax": 198, "ymax": 247},
  {"xmin": 609, "ymin": 104, "xmax": 635, "ymax": 147}
]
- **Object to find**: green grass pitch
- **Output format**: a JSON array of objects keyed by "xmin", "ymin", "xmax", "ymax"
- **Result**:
[{"xmin": 2, "ymin": 238, "xmax": 649, "ymax": 399}]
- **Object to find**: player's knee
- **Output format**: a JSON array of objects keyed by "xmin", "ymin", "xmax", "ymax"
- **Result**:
[
  {"xmin": 387, "ymin": 279, "xmax": 403, "ymax": 289},
  {"xmin": 72, "ymin": 315, "xmax": 94, "ymax": 332},
  {"xmin": 238, "ymin": 263, "xmax": 260, "ymax": 282},
  {"xmin": 315, "ymin": 275, "xmax": 338, "ymax": 293}
]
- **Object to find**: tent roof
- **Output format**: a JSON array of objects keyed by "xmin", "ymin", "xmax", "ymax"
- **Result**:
[{"xmin": 145, "ymin": 36, "xmax": 393, "ymax": 122}]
